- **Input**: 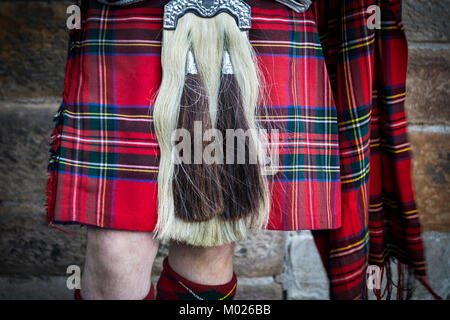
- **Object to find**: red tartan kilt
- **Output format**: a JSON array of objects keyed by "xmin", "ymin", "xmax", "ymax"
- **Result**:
[{"xmin": 46, "ymin": 0, "xmax": 341, "ymax": 232}]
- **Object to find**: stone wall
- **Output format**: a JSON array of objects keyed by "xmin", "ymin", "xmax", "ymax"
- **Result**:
[{"xmin": 0, "ymin": 0, "xmax": 449, "ymax": 300}]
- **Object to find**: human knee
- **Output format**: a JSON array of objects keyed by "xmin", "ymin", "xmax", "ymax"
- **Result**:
[
  {"xmin": 81, "ymin": 229, "xmax": 159, "ymax": 299},
  {"xmin": 85, "ymin": 229, "xmax": 158, "ymax": 277}
]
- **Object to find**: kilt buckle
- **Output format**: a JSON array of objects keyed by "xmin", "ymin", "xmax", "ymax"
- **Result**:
[{"xmin": 163, "ymin": 0, "xmax": 252, "ymax": 30}]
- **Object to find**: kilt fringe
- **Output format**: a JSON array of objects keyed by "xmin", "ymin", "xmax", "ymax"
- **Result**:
[
  {"xmin": 369, "ymin": 257, "xmax": 442, "ymax": 300},
  {"xmin": 45, "ymin": 170, "xmax": 57, "ymax": 225},
  {"xmin": 310, "ymin": 0, "xmax": 437, "ymax": 299}
]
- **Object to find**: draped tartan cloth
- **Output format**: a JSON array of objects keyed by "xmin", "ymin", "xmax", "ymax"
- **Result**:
[
  {"xmin": 311, "ymin": 0, "xmax": 437, "ymax": 299},
  {"xmin": 46, "ymin": 0, "xmax": 343, "ymax": 231}
]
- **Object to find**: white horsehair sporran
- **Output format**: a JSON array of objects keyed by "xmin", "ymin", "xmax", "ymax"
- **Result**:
[{"xmin": 152, "ymin": 0, "xmax": 271, "ymax": 246}]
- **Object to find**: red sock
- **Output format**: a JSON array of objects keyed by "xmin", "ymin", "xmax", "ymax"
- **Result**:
[
  {"xmin": 74, "ymin": 283, "xmax": 155, "ymax": 300},
  {"xmin": 74, "ymin": 289, "xmax": 82, "ymax": 300},
  {"xmin": 156, "ymin": 257, "xmax": 237, "ymax": 300}
]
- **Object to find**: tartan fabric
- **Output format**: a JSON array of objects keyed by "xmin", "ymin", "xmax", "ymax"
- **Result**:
[
  {"xmin": 156, "ymin": 258, "xmax": 237, "ymax": 300},
  {"xmin": 310, "ymin": 0, "xmax": 374, "ymax": 300},
  {"xmin": 368, "ymin": 0, "xmax": 432, "ymax": 299},
  {"xmin": 46, "ymin": 0, "xmax": 341, "ymax": 231},
  {"xmin": 311, "ymin": 0, "xmax": 432, "ymax": 299}
]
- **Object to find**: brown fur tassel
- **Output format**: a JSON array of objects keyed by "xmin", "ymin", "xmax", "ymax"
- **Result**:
[
  {"xmin": 216, "ymin": 71, "xmax": 266, "ymax": 222},
  {"xmin": 173, "ymin": 72, "xmax": 224, "ymax": 222}
]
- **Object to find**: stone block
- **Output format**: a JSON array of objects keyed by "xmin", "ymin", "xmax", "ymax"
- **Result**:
[
  {"xmin": 0, "ymin": 276, "xmax": 72, "ymax": 300},
  {"xmin": 406, "ymin": 48, "xmax": 450, "ymax": 125},
  {"xmin": 0, "ymin": 2, "xmax": 68, "ymax": 99},
  {"xmin": 276, "ymin": 231, "xmax": 329, "ymax": 300},
  {"xmin": 410, "ymin": 132, "xmax": 450, "ymax": 232},
  {"xmin": 411, "ymin": 232, "xmax": 450, "ymax": 299},
  {"xmin": 235, "ymin": 277, "xmax": 283, "ymax": 300},
  {"xmin": 0, "ymin": 101, "xmax": 58, "ymax": 203},
  {"xmin": 0, "ymin": 203, "xmax": 86, "ymax": 276},
  {"xmin": 233, "ymin": 230, "xmax": 287, "ymax": 278},
  {"xmin": 403, "ymin": 0, "xmax": 450, "ymax": 42}
]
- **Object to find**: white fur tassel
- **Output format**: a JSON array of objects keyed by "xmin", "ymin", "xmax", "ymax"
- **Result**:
[{"xmin": 153, "ymin": 12, "xmax": 270, "ymax": 246}]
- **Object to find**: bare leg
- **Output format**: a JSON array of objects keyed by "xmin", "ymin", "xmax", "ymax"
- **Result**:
[
  {"xmin": 168, "ymin": 241, "xmax": 235, "ymax": 285},
  {"xmin": 81, "ymin": 227, "xmax": 159, "ymax": 300}
]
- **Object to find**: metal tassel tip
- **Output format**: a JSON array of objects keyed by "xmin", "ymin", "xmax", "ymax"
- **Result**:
[
  {"xmin": 186, "ymin": 50, "xmax": 199, "ymax": 75},
  {"xmin": 222, "ymin": 51, "xmax": 234, "ymax": 75}
]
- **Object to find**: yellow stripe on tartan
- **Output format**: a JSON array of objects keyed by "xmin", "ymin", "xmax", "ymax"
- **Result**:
[
  {"xmin": 327, "ymin": 82, "xmax": 334, "ymax": 227},
  {"xmin": 283, "ymin": 168, "xmax": 340, "ymax": 173},
  {"xmin": 341, "ymin": 173, "xmax": 369, "ymax": 184},
  {"xmin": 256, "ymin": 114, "xmax": 337, "ymax": 120},
  {"xmin": 362, "ymin": 185, "xmax": 368, "ymax": 237},
  {"xmin": 341, "ymin": 165, "xmax": 370, "ymax": 184},
  {"xmin": 338, "ymin": 109, "xmax": 372, "ymax": 126},
  {"xmin": 71, "ymin": 43, "xmax": 161, "ymax": 50},
  {"xmin": 403, "ymin": 209, "xmax": 418, "ymax": 215},
  {"xmin": 290, "ymin": 13, "xmax": 299, "ymax": 230},
  {"xmin": 219, "ymin": 283, "xmax": 237, "ymax": 300},
  {"xmin": 65, "ymin": 110, "xmax": 152, "ymax": 119},
  {"xmin": 382, "ymin": 92, "xmax": 406, "ymax": 100},
  {"xmin": 370, "ymin": 251, "xmax": 389, "ymax": 264},
  {"xmin": 380, "ymin": 26, "xmax": 401, "ymax": 31},
  {"xmin": 383, "ymin": 146, "xmax": 411, "ymax": 154},
  {"xmin": 394, "ymin": 146, "xmax": 411, "ymax": 153},
  {"xmin": 100, "ymin": 7, "xmax": 109, "ymax": 228},
  {"xmin": 59, "ymin": 160, "xmax": 159, "ymax": 173},
  {"xmin": 330, "ymin": 231, "xmax": 369, "ymax": 254},
  {"xmin": 339, "ymin": 38, "xmax": 375, "ymax": 54},
  {"xmin": 370, "ymin": 258, "xmax": 386, "ymax": 264},
  {"xmin": 252, "ymin": 44, "xmax": 322, "ymax": 50},
  {"xmin": 370, "ymin": 202, "xmax": 383, "ymax": 208}
]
